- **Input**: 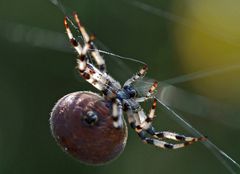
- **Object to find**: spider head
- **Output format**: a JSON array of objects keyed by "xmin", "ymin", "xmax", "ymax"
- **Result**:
[{"xmin": 123, "ymin": 85, "xmax": 137, "ymax": 98}]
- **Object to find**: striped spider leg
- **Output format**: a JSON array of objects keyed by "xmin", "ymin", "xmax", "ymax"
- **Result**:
[
  {"xmin": 64, "ymin": 14, "xmax": 123, "ymax": 128},
  {"xmin": 73, "ymin": 12, "xmax": 106, "ymax": 72},
  {"xmin": 124, "ymin": 67, "xmax": 206, "ymax": 149}
]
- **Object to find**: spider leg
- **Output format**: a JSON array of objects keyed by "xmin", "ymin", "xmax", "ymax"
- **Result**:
[
  {"xmin": 64, "ymin": 17, "xmax": 120, "ymax": 94},
  {"xmin": 140, "ymin": 133, "xmax": 197, "ymax": 149},
  {"xmin": 76, "ymin": 63, "xmax": 106, "ymax": 91},
  {"xmin": 77, "ymin": 57, "xmax": 119, "ymax": 96},
  {"xmin": 126, "ymin": 109, "xmax": 198, "ymax": 149},
  {"xmin": 73, "ymin": 13, "xmax": 106, "ymax": 72},
  {"xmin": 124, "ymin": 64, "xmax": 148, "ymax": 86},
  {"xmin": 135, "ymin": 99, "xmax": 206, "ymax": 142},
  {"xmin": 64, "ymin": 17, "xmax": 82, "ymax": 55},
  {"xmin": 112, "ymin": 98, "xmax": 123, "ymax": 128},
  {"xmin": 126, "ymin": 101, "xmax": 206, "ymax": 149},
  {"xmin": 140, "ymin": 102, "xmax": 206, "ymax": 142},
  {"xmin": 135, "ymin": 81, "xmax": 158, "ymax": 102},
  {"xmin": 146, "ymin": 127, "xmax": 206, "ymax": 142},
  {"xmin": 137, "ymin": 98, "xmax": 157, "ymax": 130}
]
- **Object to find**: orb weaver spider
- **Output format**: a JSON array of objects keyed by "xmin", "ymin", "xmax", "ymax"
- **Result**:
[
  {"xmin": 65, "ymin": 12, "xmax": 206, "ymax": 148},
  {"xmin": 50, "ymin": 12, "xmax": 206, "ymax": 165}
]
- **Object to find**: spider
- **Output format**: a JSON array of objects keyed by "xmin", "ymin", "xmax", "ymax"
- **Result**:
[{"xmin": 60, "ymin": 12, "xmax": 206, "ymax": 151}]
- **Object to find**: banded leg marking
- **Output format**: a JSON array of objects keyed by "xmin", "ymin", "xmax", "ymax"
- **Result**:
[
  {"xmin": 65, "ymin": 13, "xmax": 120, "ymax": 97},
  {"xmin": 127, "ymin": 112, "xmax": 197, "ymax": 149},
  {"xmin": 135, "ymin": 99, "xmax": 206, "ymax": 143},
  {"xmin": 136, "ymin": 98, "xmax": 157, "ymax": 131},
  {"xmin": 64, "ymin": 17, "xmax": 89, "ymax": 73},
  {"xmin": 147, "ymin": 128, "xmax": 206, "ymax": 142},
  {"xmin": 126, "ymin": 104, "xmax": 206, "ymax": 149},
  {"xmin": 73, "ymin": 12, "xmax": 106, "ymax": 72},
  {"xmin": 124, "ymin": 64, "xmax": 148, "ymax": 86},
  {"xmin": 64, "ymin": 17, "xmax": 82, "ymax": 55},
  {"xmin": 112, "ymin": 99, "xmax": 123, "ymax": 128},
  {"xmin": 77, "ymin": 63, "xmax": 110, "ymax": 92},
  {"xmin": 135, "ymin": 81, "xmax": 158, "ymax": 102},
  {"xmin": 146, "ymin": 81, "xmax": 158, "ymax": 97},
  {"xmin": 143, "ymin": 136, "xmax": 195, "ymax": 149}
]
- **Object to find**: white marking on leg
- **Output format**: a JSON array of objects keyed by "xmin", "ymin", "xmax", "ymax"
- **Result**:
[{"xmin": 112, "ymin": 102, "xmax": 118, "ymax": 117}]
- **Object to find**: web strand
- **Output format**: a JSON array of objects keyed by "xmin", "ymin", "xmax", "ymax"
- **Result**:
[{"xmin": 155, "ymin": 97, "xmax": 240, "ymax": 174}]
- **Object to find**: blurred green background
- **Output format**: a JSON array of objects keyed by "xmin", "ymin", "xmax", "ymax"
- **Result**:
[{"xmin": 0, "ymin": 0, "xmax": 240, "ymax": 173}]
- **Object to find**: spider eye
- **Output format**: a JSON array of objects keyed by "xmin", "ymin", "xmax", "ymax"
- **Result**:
[{"xmin": 50, "ymin": 91, "xmax": 127, "ymax": 165}]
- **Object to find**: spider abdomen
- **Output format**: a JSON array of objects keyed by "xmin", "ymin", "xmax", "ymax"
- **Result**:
[{"xmin": 50, "ymin": 91, "xmax": 128, "ymax": 165}]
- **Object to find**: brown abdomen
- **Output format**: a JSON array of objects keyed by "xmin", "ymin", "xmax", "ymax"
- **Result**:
[{"xmin": 50, "ymin": 91, "xmax": 127, "ymax": 165}]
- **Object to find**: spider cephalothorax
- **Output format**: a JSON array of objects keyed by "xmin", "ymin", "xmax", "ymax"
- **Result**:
[{"xmin": 50, "ymin": 12, "xmax": 206, "ymax": 165}]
